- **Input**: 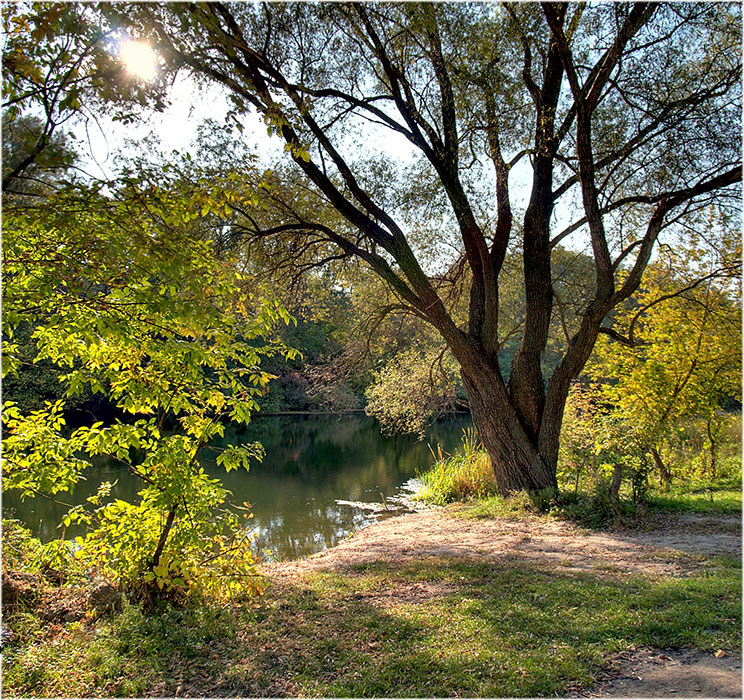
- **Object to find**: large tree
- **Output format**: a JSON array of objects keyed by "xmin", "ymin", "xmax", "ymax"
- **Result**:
[{"xmin": 104, "ymin": 2, "xmax": 741, "ymax": 494}]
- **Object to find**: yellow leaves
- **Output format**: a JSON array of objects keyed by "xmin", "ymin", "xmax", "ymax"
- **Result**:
[
  {"xmin": 284, "ymin": 142, "xmax": 311, "ymax": 162},
  {"xmin": 206, "ymin": 391, "xmax": 226, "ymax": 412}
]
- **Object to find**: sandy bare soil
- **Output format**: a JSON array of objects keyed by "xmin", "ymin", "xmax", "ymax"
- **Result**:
[
  {"xmin": 269, "ymin": 510, "xmax": 740, "ymax": 578},
  {"xmin": 584, "ymin": 647, "xmax": 742, "ymax": 698},
  {"xmin": 266, "ymin": 509, "xmax": 742, "ymax": 697}
]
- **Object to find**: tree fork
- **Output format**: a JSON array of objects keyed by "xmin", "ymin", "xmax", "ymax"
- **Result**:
[{"xmin": 457, "ymin": 353, "xmax": 558, "ymax": 496}]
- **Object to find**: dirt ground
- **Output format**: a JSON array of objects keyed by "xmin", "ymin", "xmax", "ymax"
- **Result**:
[
  {"xmin": 582, "ymin": 647, "xmax": 742, "ymax": 698},
  {"xmin": 266, "ymin": 509, "xmax": 742, "ymax": 698}
]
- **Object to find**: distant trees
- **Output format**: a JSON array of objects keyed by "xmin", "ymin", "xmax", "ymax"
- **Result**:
[{"xmin": 104, "ymin": 1, "xmax": 741, "ymax": 494}]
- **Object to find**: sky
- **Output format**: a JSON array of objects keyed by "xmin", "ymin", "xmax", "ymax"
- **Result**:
[
  {"xmin": 78, "ymin": 40, "xmax": 416, "ymax": 180},
  {"xmin": 76, "ymin": 72, "xmax": 284, "ymax": 180},
  {"xmin": 73, "ymin": 35, "xmax": 588, "ymax": 266}
]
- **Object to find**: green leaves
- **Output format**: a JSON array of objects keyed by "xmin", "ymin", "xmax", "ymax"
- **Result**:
[
  {"xmin": 2, "ymin": 166, "xmax": 293, "ymax": 599},
  {"xmin": 591, "ymin": 258, "xmax": 741, "ymax": 451},
  {"xmin": 365, "ymin": 346, "xmax": 460, "ymax": 437},
  {"xmin": 216, "ymin": 442, "xmax": 265, "ymax": 473},
  {"xmin": 2, "ymin": 400, "xmax": 91, "ymax": 497}
]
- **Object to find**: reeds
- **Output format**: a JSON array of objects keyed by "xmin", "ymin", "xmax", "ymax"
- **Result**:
[{"xmin": 417, "ymin": 428, "xmax": 496, "ymax": 504}]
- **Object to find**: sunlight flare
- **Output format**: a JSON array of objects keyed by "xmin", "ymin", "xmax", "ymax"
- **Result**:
[{"xmin": 120, "ymin": 40, "xmax": 158, "ymax": 81}]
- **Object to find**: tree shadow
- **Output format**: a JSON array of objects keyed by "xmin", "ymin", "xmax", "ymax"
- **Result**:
[{"xmin": 86, "ymin": 554, "xmax": 741, "ymax": 697}]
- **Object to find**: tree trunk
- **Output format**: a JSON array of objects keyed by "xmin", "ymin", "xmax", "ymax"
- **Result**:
[
  {"xmin": 650, "ymin": 446, "xmax": 671, "ymax": 486},
  {"xmin": 609, "ymin": 464, "xmax": 623, "ymax": 501},
  {"xmin": 460, "ymin": 368, "xmax": 558, "ymax": 495},
  {"xmin": 150, "ymin": 504, "xmax": 178, "ymax": 571},
  {"xmin": 706, "ymin": 418, "xmax": 717, "ymax": 479}
]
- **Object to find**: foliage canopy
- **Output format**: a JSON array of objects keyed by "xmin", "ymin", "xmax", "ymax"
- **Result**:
[{"xmin": 97, "ymin": 1, "xmax": 741, "ymax": 493}]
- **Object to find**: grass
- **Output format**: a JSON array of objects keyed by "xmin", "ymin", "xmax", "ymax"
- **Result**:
[
  {"xmin": 417, "ymin": 428, "xmax": 498, "ymax": 505},
  {"xmin": 446, "ymin": 492, "xmax": 541, "ymax": 520},
  {"xmin": 4, "ymin": 554, "xmax": 740, "ymax": 697},
  {"xmin": 647, "ymin": 489, "xmax": 741, "ymax": 514},
  {"xmin": 443, "ymin": 483, "xmax": 742, "ymax": 530},
  {"xmin": 645, "ymin": 477, "xmax": 742, "ymax": 515},
  {"xmin": 2, "ymin": 602, "xmax": 240, "ymax": 697}
]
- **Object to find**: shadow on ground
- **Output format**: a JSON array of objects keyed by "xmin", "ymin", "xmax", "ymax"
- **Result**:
[{"xmin": 48, "ymin": 553, "xmax": 739, "ymax": 698}]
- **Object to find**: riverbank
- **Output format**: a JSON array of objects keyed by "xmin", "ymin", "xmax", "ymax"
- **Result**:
[
  {"xmin": 259, "ymin": 508, "xmax": 741, "ymax": 697},
  {"xmin": 4, "ymin": 507, "xmax": 740, "ymax": 697},
  {"xmin": 264, "ymin": 507, "xmax": 742, "ymax": 578}
]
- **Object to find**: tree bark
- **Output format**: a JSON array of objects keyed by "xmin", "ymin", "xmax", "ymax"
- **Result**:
[
  {"xmin": 650, "ymin": 446, "xmax": 671, "ymax": 486},
  {"xmin": 150, "ymin": 504, "xmax": 178, "ymax": 571},
  {"xmin": 706, "ymin": 418, "xmax": 717, "ymax": 479},
  {"xmin": 459, "ymin": 360, "xmax": 558, "ymax": 495}
]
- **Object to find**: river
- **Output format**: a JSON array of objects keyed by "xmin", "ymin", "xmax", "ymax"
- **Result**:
[{"xmin": 3, "ymin": 413, "xmax": 472, "ymax": 560}]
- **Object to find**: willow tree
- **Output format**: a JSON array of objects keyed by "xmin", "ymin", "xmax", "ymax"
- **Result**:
[{"xmin": 109, "ymin": 2, "xmax": 741, "ymax": 494}]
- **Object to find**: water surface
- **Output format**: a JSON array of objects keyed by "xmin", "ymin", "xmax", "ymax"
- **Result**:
[{"xmin": 4, "ymin": 413, "xmax": 471, "ymax": 560}]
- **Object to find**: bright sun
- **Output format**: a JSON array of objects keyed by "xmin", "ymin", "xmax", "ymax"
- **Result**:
[{"xmin": 120, "ymin": 40, "xmax": 158, "ymax": 81}]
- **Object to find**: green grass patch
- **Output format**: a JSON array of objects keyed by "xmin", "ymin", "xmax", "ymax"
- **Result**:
[
  {"xmin": 647, "ymin": 489, "xmax": 741, "ymax": 514},
  {"xmin": 3, "ymin": 601, "xmax": 242, "ymax": 698},
  {"xmin": 646, "ymin": 482, "xmax": 741, "ymax": 515},
  {"xmin": 224, "ymin": 556, "xmax": 741, "ymax": 697},
  {"xmin": 446, "ymin": 492, "xmax": 539, "ymax": 519},
  {"xmin": 2, "ymin": 621, "xmax": 94, "ymax": 697},
  {"xmin": 443, "ymin": 488, "xmax": 635, "ymax": 529},
  {"xmin": 4, "ymin": 554, "xmax": 739, "ymax": 697}
]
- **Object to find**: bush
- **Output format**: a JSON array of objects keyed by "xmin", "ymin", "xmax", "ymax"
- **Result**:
[
  {"xmin": 663, "ymin": 413, "xmax": 742, "ymax": 483},
  {"xmin": 554, "ymin": 488, "xmax": 640, "ymax": 529},
  {"xmin": 2, "ymin": 518, "xmax": 86, "ymax": 583}
]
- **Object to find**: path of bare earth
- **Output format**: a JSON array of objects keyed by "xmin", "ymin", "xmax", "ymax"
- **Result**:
[{"xmin": 265, "ymin": 509, "xmax": 742, "ymax": 698}]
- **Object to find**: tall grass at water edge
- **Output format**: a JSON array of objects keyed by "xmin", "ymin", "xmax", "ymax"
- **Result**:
[{"xmin": 417, "ymin": 428, "xmax": 497, "ymax": 505}]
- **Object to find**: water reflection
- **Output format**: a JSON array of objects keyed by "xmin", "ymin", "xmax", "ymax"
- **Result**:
[{"xmin": 3, "ymin": 413, "xmax": 471, "ymax": 560}]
